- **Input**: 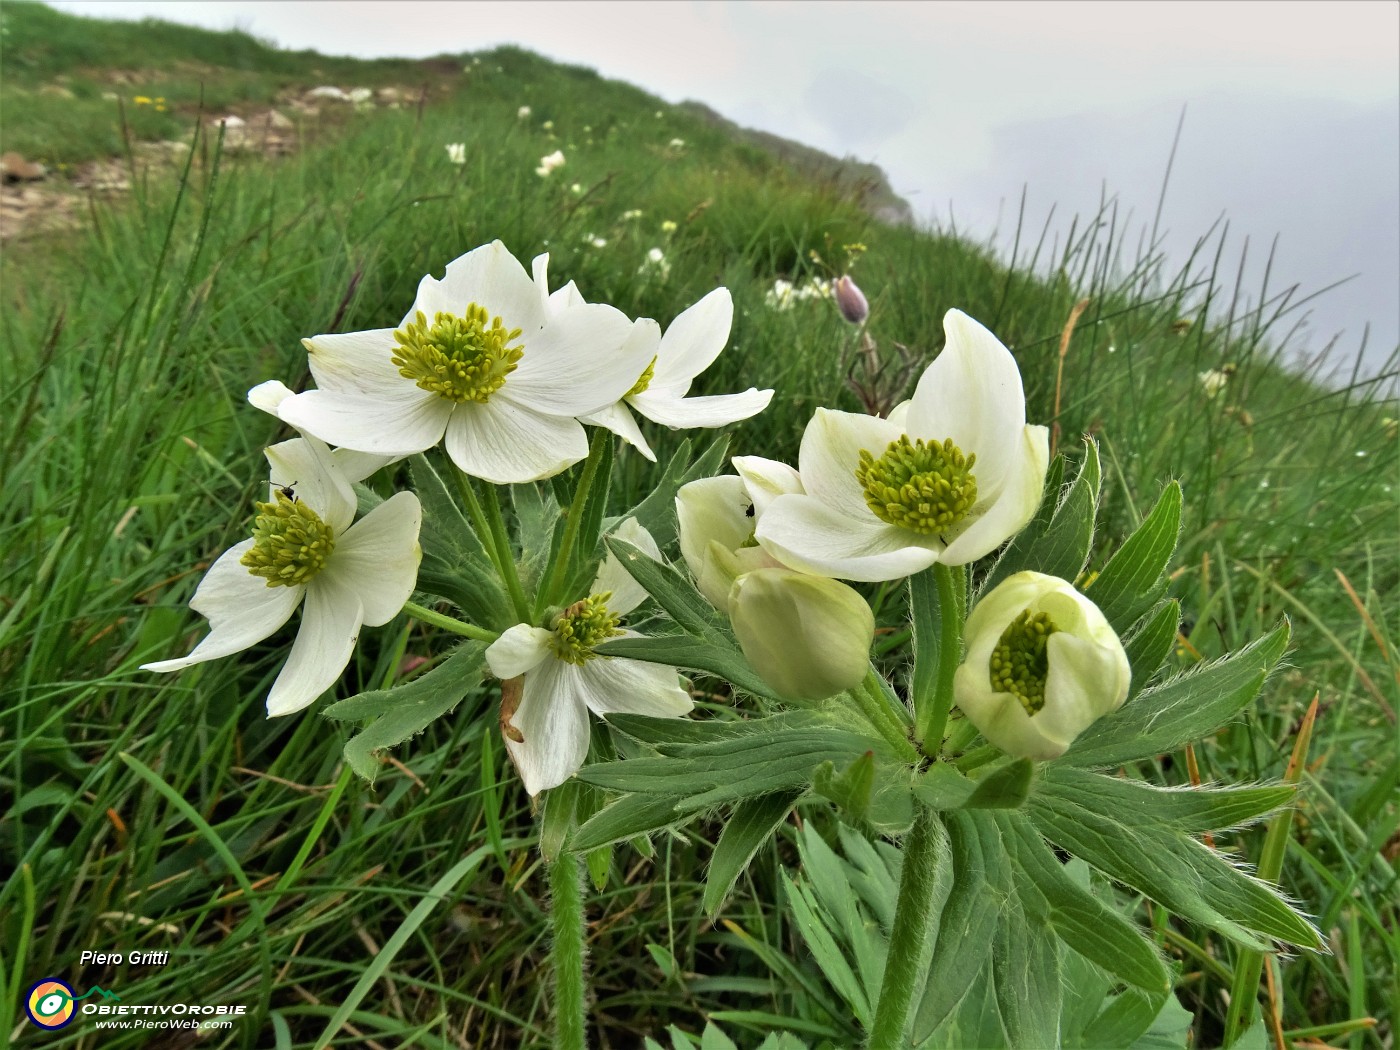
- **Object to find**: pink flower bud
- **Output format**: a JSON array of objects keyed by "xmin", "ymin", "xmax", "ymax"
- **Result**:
[{"xmin": 834, "ymin": 275, "xmax": 869, "ymax": 325}]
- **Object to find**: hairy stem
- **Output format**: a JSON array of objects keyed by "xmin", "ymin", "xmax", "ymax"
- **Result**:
[{"xmin": 549, "ymin": 851, "xmax": 589, "ymax": 1050}]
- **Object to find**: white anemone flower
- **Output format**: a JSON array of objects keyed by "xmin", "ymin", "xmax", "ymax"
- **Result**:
[
  {"xmin": 954, "ymin": 571, "xmax": 1130, "ymax": 760},
  {"xmin": 248, "ymin": 380, "xmax": 399, "ymax": 484},
  {"xmin": 755, "ymin": 309, "xmax": 1050, "ymax": 582},
  {"xmin": 485, "ymin": 520, "xmax": 692, "ymax": 795},
  {"xmin": 527, "ymin": 273, "xmax": 771, "ymax": 461},
  {"xmin": 536, "ymin": 149, "xmax": 565, "ymax": 176},
  {"xmin": 142, "ymin": 437, "xmax": 422, "ymax": 716},
  {"xmin": 277, "ymin": 241, "xmax": 654, "ymax": 485},
  {"xmin": 445, "ymin": 142, "xmax": 466, "ymax": 165}
]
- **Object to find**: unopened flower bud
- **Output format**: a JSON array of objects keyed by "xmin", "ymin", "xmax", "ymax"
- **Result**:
[
  {"xmin": 954, "ymin": 571, "xmax": 1130, "ymax": 761},
  {"xmin": 728, "ymin": 569, "xmax": 874, "ymax": 701},
  {"xmin": 834, "ymin": 275, "xmax": 869, "ymax": 325}
]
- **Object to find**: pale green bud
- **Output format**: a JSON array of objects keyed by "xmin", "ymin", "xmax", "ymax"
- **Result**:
[
  {"xmin": 728, "ymin": 568, "xmax": 874, "ymax": 701},
  {"xmin": 954, "ymin": 571, "xmax": 1130, "ymax": 760},
  {"xmin": 676, "ymin": 475, "xmax": 779, "ymax": 607}
]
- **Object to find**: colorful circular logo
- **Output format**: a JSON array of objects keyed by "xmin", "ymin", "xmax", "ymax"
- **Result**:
[{"xmin": 26, "ymin": 979, "xmax": 77, "ymax": 1029}]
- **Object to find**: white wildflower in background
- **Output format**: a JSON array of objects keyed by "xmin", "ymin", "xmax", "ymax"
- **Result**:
[
  {"xmin": 661, "ymin": 220, "xmax": 678, "ymax": 235},
  {"xmin": 954, "ymin": 571, "xmax": 1129, "ymax": 760},
  {"xmin": 445, "ymin": 142, "xmax": 466, "ymax": 165},
  {"xmin": 584, "ymin": 234, "xmax": 607, "ymax": 248},
  {"xmin": 638, "ymin": 247, "xmax": 670, "ymax": 281},
  {"xmin": 278, "ymin": 241, "xmax": 654, "ymax": 484},
  {"xmin": 621, "ymin": 209, "xmax": 643, "ymax": 221},
  {"xmin": 486, "ymin": 519, "xmax": 691, "ymax": 795},
  {"xmin": 536, "ymin": 149, "xmax": 566, "ymax": 177},
  {"xmin": 668, "ymin": 138, "xmax": 686, "ymax": 150},
  {"xmin": 517, "ymin": 105, "xmax": 532, "ymax": 120},
  {"xmin": 142, "ymin": 438, "xmax": 422, "ymax": 716},
  {"xmin": 764, "ymin": 279, "xmax": 795, "ymax": 311},
  {"xmin": 1198, "ymin": 365, "xmax": 1235, "ymax": 398},
  {"xmin": 569, "ymin": 183, "xmax": 583, "ymax": 195},
  {"xmin": 755, "ymin": 309, "xmax": 1049, "ymax": 581}
]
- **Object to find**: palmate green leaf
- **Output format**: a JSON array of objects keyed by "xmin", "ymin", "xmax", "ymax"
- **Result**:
[
  {"xmin": 511, "ymin": 481, "xmax": 561, "ymax": 592},
  {"xmin": 1027, "ymin": 789, "xmax": 1321, "ymax": 950},
  {"xmin": 998, "ymin": 812, "xmax": 1170, "ymax": 996},
  {"xmin": 574, "ymin": 728, "xmax": 877, "ymax": 811},
  {"xmin": 813, "ymin": 751, "xmax": 916, "ymax": 834},
  {"xmin": 1063, "ymin": 620, "xmax": 1289, "ymax": 767},
  {"xmin": 570, "ymin": 792, "xmax": 690, "ymax": 852},
  {"xmin": 1084, "ymin": 482, "xmax": 1182, "ymax": 634},
  {"xmin": 912, "ymin": 811, "xmax": 1008, "ymax": 1043},
  {"xmin": 797, "ymin": 823, "xmax": 890, "ymax": 1010},
  {"xmin": 983, "ymin": 438, "xmax": 1101, "ymax": 593},
  {"xmin": 1079, "ymin": 988, "xmax": 1191, "ymax": 1050},
  {"xmin": 1122, "ymin": 598, "xmax": 1181, "ymax": 702},
  {"xmin": 323, "ymin": 643, "xmax": 486, "ymax": 781},
  {"xmin": 596, "ymin": 633, "xmax": 782, "ymax": 701},
  {"xmin": 782, "ymin": 871, "xmax": 874, "ymax": 1025},
  {"xmin": 704, "ymin": 789, "xmax": 803, "ymax": 917},
  {"xmin": 602, "ymin": 538, "xmax": 728, "ymax": 637},
  {"xmin": 604, "ymin": 709, "xmax": 826, "ymax": 746},
  {"xmin": 625, "ymin": 434, "xmax": 730, "ymax": 552},
  {"xmin": 913, "ymin": 759, "xmax": 1035, "ymax": 811},
  {"xmin": 991, "ymin": 893, "xmax": 1062, "ymax": 1050},
  {"xmin": 916, "ymin": 959, "xmax": 1005, "ymax": 1050},
  {"xmin": 1040, "ymin": 766, "xmax": 1295, "ymax": 834},
  {"xmin": 408, "ymin": 454, "xmax": 506, "ymax": 626}
]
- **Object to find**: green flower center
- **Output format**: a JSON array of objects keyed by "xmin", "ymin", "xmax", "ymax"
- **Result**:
[
  {"xmin": 240, "ymin": 491, "xmax": 336, "ymax": 588},
  {"xmin": 855, "ymin": 435, "xmax": 977, "ymax": 534},
  {"xmin": 990, "ymin": 610, "xmax": 1060, "ymax": 716},
  {"xmin": 391, "ymin": 305, "xmax": 524, "ymax": 404},
  {"xmin": 626, "ymin": 355, "xmax": 658, "ymax": 397},
  {"xmin": 550, "ymin": 593, "xmax": 622, "ymax": 665}
]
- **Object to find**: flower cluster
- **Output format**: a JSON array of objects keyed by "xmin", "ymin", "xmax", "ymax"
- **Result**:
[{"xmin": 764, "ymin": 276, "xmax": 832, "ymax": 311}]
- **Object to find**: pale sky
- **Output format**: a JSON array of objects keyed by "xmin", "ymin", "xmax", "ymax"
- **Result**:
[{"xmin": 47, "ymin": 1, "xmax": 1400, "ymax": 375}]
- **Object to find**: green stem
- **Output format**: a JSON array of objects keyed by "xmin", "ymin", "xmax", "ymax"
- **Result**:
[
  {"xmin": 454, "ymin": 469, "xmax": 531, "ymax": 623},
  {"xmin": 943, "ymin": 717, "xmax": 979, "ymax": 756},
  {"xmin": 542, "ymin": 429, "xmax": 609, "ymax": 614},
  {"xmin": 402, "ymin": 601, "xmax": 500, "ymax": 643},
  {"xmin": 479, "ymin": 482, "xmax": 532, "ymax": 621},
  {"xmin": 913, "ymin": 564, "xmax": 965, "ymax": 756},
  {"xmin": 953, "ymin": 743, "xmax": 1001, "ymax": 773},
  {"xmin": 852, "ymin": 669, "xmax": 920, "ymax": 764},
  {"xmin": 868, "ymin": 803, "xmax": 943, "ymax": 1048},
  {"xmin": 549, "ymin": 851, "xmax": 589, "ymax": 1050}
]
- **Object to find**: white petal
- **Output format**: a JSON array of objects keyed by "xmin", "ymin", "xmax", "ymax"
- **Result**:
[
  {"xmin": 885, "ymin": 399, "xmax": 912, "ymax": 429},
  {"xmin": 648, "ymin": 287, "xmax": 733, "ymax": 397},
  {"xmin": 248, "ymin": 379, "xmax": 294, "ymax": 416},
  {"xmin": 628, "ymin": 388, "xmax": 773, "ymax": 429},
  {"xmin": 548, "ymin": 280, "xmax": 587, "ymax": 315},
  {"xmin": 333, "ymin": 448, "xmax": 401, "ymax": 483},
  {"xmin": 593, "ymin": 518, "xmax": 662, "ymax": 615},
  {"xmin": 938, "ymin": 425, "xmax": 1048, "ymax": 565},
  {"xmin": 264, "ymin": 436, "xmax": 357, "ymax": 533},
  {"xmin": 265, "ymin": 573, "xmax": 365, "ymax": 716},
  {"xmin": 579, "ymin": 401, "xmax": 656, "ymax": 461},
  {"xmin": 417, "ymin": 241, "xmax": 546, "ymax": 335},
  {"xmin": 142, "ymin": 540, "xmax": 302, "ymax": 672},
  {"xmin": 442, "ymin": 397, "xmax": 588, "ymax": 483},
  {"xmin": 508, "ymin": 310, "xmax": 656, "ymax": 416},
  {"xmin": 327, "ymin": 491, "xmax": 423, "ymax": 626},
  {"xmin": 908, "ymin": 310, "xmax": 1027, "ymax": 493},
  {"xmin": 732, "ymin": 456, "xmax": 804, "ymax": 517},
  {"xmin": 573, "ymin": 653, "xmax": 693, "ymax": 718},
  {"xmin": 531, "ymin": 252, "xmax": 552, "ymax": 317},
  {"xmin": 487, "ymin": 624, "xmax": 554, "ymax": 678},
  {"xmin": 279, "ymin": 387, "xmax": 453, "ymax": 457},
  {"xmin": 506, "ymin": 658, "xmax": 591, "ymax": 796},
  {"xmin": 757, "ymin": 494, "xmax": 940, "ymax": 582},
  {"xmin": 302, "ymin": 329, "xmax": 404, "ymax": 395},
  {"xmin": 798, "ymin": 408, "xmax": 902, "ymax": 520}
]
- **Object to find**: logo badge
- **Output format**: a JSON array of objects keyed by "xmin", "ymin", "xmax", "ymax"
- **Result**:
[{"xmin": 26, "ymin": 979, "xmax": 77, "ymax": 1029}]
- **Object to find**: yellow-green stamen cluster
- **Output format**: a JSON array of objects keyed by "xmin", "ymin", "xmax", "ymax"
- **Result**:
[
  {"xmin": 391, "ymin": 304, "xmax": 524, "ymax": 403},
  {"xmin": 241, "ymin": 492, "xmax": 336, "ymax": 588},
  {"xmin": 855, "ymin": 435, "xmax": 977, "ymax": 534},
  {"xmin": 990, "ymin": 609, "xmax": 1060, "ymax": 715},
  {"xmin": 550, "ymin": 593, "xmax": 622, "ymax": 665},
  {"xmin": 626, "ymin": 355, "xmax": 658, "ymax": 397}
]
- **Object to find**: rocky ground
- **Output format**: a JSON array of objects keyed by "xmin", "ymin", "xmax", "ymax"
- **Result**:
[{"xmin": 1, "ymin": 84, "xmax": 419, "ymax": 242}]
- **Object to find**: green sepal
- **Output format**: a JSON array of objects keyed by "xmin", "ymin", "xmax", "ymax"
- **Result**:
[
  {"xmin": 324, "ymin": 643, "xmax": 486, "ymax": 781},
  {"xmin": 1063, "ymin": 620, "xmax": 1290, "ymax": 767},
  {"xmin": 704, "ymin": 789, "xmax": 803, "ymax": 917},
  {"xmin": 1084, "ymin": 481, "xmax": 1182, "ymax": 633}
]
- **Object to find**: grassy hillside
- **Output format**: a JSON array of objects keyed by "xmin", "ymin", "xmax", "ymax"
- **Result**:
[{"xmin": 2, "ymin": 4, "xmax": 1396, "ymax": 1048}]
